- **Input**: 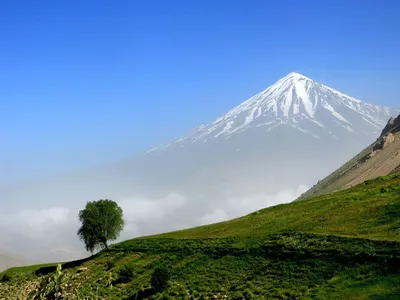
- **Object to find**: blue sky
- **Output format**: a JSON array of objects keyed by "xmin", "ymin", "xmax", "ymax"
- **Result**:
[{"xmin": 1, "ymin": 0, "xmax": 399, "ymax": 181}]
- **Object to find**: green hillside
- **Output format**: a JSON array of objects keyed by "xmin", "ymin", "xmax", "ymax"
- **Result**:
[
  {"xmin": 150, "ymin": 173, "xmax": 400, "ymax": 241},
  {"xmin": 1, "ymin": 174, "xmax": 399, "ymax": 299}
]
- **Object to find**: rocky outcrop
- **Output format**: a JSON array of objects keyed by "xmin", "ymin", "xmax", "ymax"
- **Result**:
[
  {"xmin": 380, "ymin": 114, "xmax": 400, "ymax": 138},
  {"xmin": 371, "ymin": 115, "xmax": 400, "ymax": 153},
  {"xmin": 373, "ymin": 132, "xmax": 396, "ymax": 152}
]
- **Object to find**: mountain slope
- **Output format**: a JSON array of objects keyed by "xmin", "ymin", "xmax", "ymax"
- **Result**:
[
  {"xmin": 1, "ymin": 173, "xmax": 399, "ymax": 299},
  {"xmin": 297, "ymin": 114, "xmax": 400, "ymax": 200}
]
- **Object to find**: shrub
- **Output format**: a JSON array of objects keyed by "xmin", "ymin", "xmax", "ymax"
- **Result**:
[
  {"xmin": 243, "ymin": 288, "xmax": 254, "ymax": 299},
  {"xmin": 150, "ymin": 267, "xmax": 170, "ymax": 292},
  {"xmin": 118, "ymin": 264, "xmax": 134, "ymax": 283},
  {"xmin": 380, "ymin": 187, "xmax": 389, "ymax": 193},
  {"xmin": 231, "ymin": 291, "xmax": 244, "ymax": 299},
  {"xmin": 0, "ymin": 273, "xmax": 11, "ymax": 282},
  {"xmin": 32, "ymin": 264, "xmax": 64, "ymax": 299},
  {"xmin": 106, "ymin": 260, "xmax": 115, "ymax": 270}
]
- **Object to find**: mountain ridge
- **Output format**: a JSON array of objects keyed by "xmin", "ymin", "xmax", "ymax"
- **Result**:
[{"xmin": 381, "ymin": 114, "xmax": 400, "ymax": 137}]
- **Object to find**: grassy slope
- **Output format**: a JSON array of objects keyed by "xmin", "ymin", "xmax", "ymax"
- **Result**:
[
  {"xmin": 1, "ymin": 174, "xmax": 399, "ymax": 299},
  {"xmin": 150, "ymin": 174, "xmax": 400, "ymax": 240}
]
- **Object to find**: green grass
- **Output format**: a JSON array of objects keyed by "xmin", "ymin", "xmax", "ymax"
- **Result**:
[
  {"xmin": 3, "ymin": 262, "xmax": 60, "ymax": 274},
  {"xmin": 1, "ymin": 173, "xmax": 399, "ymax": 299},
  {"xmin": 150, "ymin": 173, "xmax": 400, "ymax": 240}
]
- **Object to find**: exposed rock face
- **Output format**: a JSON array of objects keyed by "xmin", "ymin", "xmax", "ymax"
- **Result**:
[
  {"xmin": 383, "ymin": 133, "xmax": 395, "ymax": 148},
  {"xmin": 373, "ymin": 133, "xmax": 396, "ymax": 152},
  {"xmin": 380, "ymin": 114, "xmax": 400, "ymax": 137},
  {"xmin": 372, "ymin": 114, "xmax": 400, "ymax": 153}
]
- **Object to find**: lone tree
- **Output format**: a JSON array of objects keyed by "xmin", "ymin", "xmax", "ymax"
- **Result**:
[{"xmin": 77, "ymin": 199, "xmax": 124, "ymax": 253}]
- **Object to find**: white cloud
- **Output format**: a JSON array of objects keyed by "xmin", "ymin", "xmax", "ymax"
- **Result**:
[
  {"xmin": 115, "ymin": 193, "xmax": 188, "ymax": 238},
  {"xmin": 0, "ymin": 207, "xmax": 85, "ymax": 263},
  {"xmin": 0, "ymin": 185, "xmax": 309, "ymax": 264},
  {"xmin": 198, "ymin": 209, "xmax": 228, "ymax": 225},
  {"xmin": 0, "ymin": 207, "xmax": 70, "ymax": 238},
  {"xmin": 16, "ymin": 207, "xmax": 69, "ymax": 231},
  {"xmin": 118, "ymin": 193, "xmax": 187, "ymax": 223},
  {"xmin": 196, "ymin": 184, "xmax": 309, "ymax": 226}
]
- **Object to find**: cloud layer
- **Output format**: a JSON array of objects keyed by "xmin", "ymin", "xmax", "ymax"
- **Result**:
[{"xmin": 0, "ymin": 184, "xmax": 308, "ymax": 263}]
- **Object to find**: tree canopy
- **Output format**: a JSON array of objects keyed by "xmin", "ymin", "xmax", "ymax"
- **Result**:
[{"xmin": 77, "ymin": 199, "xmax": 124, "ymax": 253}]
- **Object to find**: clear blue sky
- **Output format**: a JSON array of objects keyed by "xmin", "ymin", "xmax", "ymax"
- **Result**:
[{"xmin": 1, "ymin": 0, "xmax": 399, "ymax": 181}]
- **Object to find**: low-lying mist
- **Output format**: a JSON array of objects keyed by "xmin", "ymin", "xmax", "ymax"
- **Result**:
[
  {"xmin": 0, "ymin": 180, "xmax": 308, "ymax": 263},
  {"xmin": 1, "ymin": 130, "xmax": 358, "ymax": 265}
]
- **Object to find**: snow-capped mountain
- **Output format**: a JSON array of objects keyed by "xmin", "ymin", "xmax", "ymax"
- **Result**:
[{"xmin": 149, "ymin": 72, "xmax": 395, "ymax": 153}]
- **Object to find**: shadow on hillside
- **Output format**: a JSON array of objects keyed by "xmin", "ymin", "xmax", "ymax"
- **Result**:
[
  {"xmin": 34, "ymin": 255, "xmax": 96, "ymax": 276},
  {"xmin": 370, "ymin": 292, "xmax": 400, "ymax": 300},
  {"xmin": 124, "ymin": 288, "xmax": 156, "ymax": 300}
]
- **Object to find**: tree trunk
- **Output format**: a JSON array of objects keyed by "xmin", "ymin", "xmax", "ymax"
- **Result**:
[{"xmin": 100, "ymin": 237, "xmax": 108, "ymax": 250}]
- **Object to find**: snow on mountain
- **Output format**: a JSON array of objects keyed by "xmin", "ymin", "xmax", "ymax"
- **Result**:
[{"xmin": 148, "ymin": 72, "xmax": 396, "ymax": 153}]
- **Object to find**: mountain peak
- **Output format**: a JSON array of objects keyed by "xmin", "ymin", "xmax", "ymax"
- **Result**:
[
  {"xmin": 148, "ymin": 73, "xmax": 397, "ymax": 153},
  {"xmin": 282, "ymin": 72, "xmax": 310, "ymax": 80}
]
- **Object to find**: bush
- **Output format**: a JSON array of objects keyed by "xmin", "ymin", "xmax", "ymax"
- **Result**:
[
  {"xmin": 243, "ymin": 288, "xmax": 254, "ymax": 299},
  {"xmin": 150, "ymin": 267, "xmax": 170, "ymax": 292},
  {"xmin": 0, "ymin": 273, "xmax": 11, "ymax": 282},
  {"xmin": 231, "ymin": 291, "xmax": 244, "ymax": 299},
  {"xmin": 118, "ymin": 264, "xmax": 134, "ymax": 283},
  {"xmin": 106, "ymin": 260, "xmax": 115, "ymax": 270},
  {"xmin": 31, "ymin": 264, "xmax": 64, "ymax": 299}
]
